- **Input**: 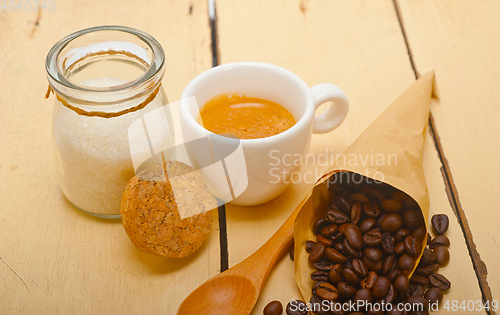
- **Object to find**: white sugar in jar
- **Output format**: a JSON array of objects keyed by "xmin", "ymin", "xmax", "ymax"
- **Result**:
[{"xmin": 46, "ymin": 26, "xmax": 173, "ymax": 218}]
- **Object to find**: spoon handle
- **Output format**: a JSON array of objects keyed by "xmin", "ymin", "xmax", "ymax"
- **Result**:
[{"xmin": 232, "ymin": 196, "xmax": 310, "ymax": 286}]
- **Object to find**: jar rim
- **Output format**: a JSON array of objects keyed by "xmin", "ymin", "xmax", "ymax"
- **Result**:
[{"xmin": 45, "ymin": 25, "xmax": 165, "ymax": 95}]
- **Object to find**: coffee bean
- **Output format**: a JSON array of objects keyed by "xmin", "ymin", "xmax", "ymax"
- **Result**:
[
  {"xmin": 367, "ymin": 188, "xmax": 385, "ymax": 203},
  {"xmin": 351, "ymin": 202, "xmax": 362, "ymax": 225},
  {"xmin": 427, "ymin": 233, "xmax": 432, "ymax": 244},
  {"xmin": 363, "ymin": 256, "xmax": 383, "ymax": 272},
  {"xmin": 381, "ymin": 232, "xmax": 395, "ymax": 254},
  {"xmin": 424, "ymin": 287, "xmax": 444, "ymax": 305},
  {"xmin": 381, "ymin": 199, "xmax": 403, "ymax": 213},
  {"xmin": 363, "ymin": 201, "xmax": 382, "ymax": 218},
  {"xmin": 363, "ymin": 230, "xmax": 383, "ymax": 247},
  {"xmin": 308, "ymin": 243, "xmax": 325, "ymax": 263},
  {"xmin": 334, "ymin": 242, "xmax": 345, "ymax": 254},
  {"xmin": 345, "ymin": 225, "xmax": 363, "ymax": 250},
  {"xmin": 387, "ymin": 268, "xmax": 402, "ymax": 282},
  {"xmin": 321, "ymin": 225, "xmax": 338, "ymax": 238},
  {"xmin": 350, "ymin": 193, "xmax": 369, "ymax": 203},
  {"xmin": 304, "ymin": 241, "xmax": 316, "ymax": 253},
  {"xmin": 429, "ymin": 235, "xmax": 450, "ymax": 249},
  {"xmin": 316, "ymin": 234, "xmax": 332, "ymax": 247},
  {"xmin": 384, "ymin": 284, "xmax": 396, "ymax": 304},
  {"xmin": 405, "ymin": 295, "xmax": 429, "ymax": 310},
  {"xmin": 402, "ymin": 209, "xmax": 421, "ymax": 230},
  {"xmin": 336, "ymin": 195, "xmax": 352, "ymax": 214},
  {"xmin": 394, "ymin": 242, "xmax": 406, "ymax": 256},
  {"xmin": 360, "ymin": 271, "xmax": 378, "ymax": 289},
  {"xmin": 412, "ymin": 225, "xmax": 427, "ymax": 241},
  {"xmin": 352, "ymin": 258, "xmax": 368, "ymax": 278},
  {"xmin": 286, "ymin": 300, "xmax": 307, "ymax": 315},
  {"xmin": 382, "ymin": 255, "xmax": 397, "ymax": 275},
  {"xmin": 415, "ymin": 263, "xmax": 439, "ymax": 278},
  {"xmin": 343, "ymin": 238, "xmax": 361, "ymax": 259},
  {"xmin": 326, "ymin": 247, "xmax": 347, "ymax": 264},
  {"xmin": 309, "ymin": 295, "xmax": 327, "ymax": 315},
  {"xmin": 311, "ymin": 281, "xmax": 324, "ymax": 295},
  {"xmin": 406, "ymin": 284, "xmax": 425, "ymax": 297},
  {"xmin": 342, "ymin": 267, "xmax": 360, "ymax": 285},
  {"xmin": 410, "ymin": 274, "xmax": 429, "ymax": 286},
  {"xmin": 263, "ymin": 300, "xmax": 283, "ymax": 315},
  {"xmin": 419, "ymin": 247, "xmax": 436, "ymax": 266},
  {"xmin": 316, "ymin": 282, "xmax": 339, "ymax": 301},
  {"xmin": 311, "ymin": 270, "xmax": 329, "ymax": 282},
  {"xmin": 404, "ymin": 235, "xmax": 423, "ymax": 257},
  {"xmin": 313, "ymin": 261, "xmax": 334, "ymax": 271},
  {"xmin": 337, "ymin": 281, "xmax": 356, "ymax": 298},
  {"xmin": 402, "ymin": 196, "xmax": 420, "ymax": 211},
  {"xmin": 331, "ymin": 232, "xmax": 344, "ymax": 244},
  {"xmin": 429, "ymin": 274, "xmax": 451, "ymax": 291},
  {"xmin": 398, "ymin": 254, "xmax": 415, "ymax": 271},
  {"xmin": 313, "ymin": 218, "xmax": 329, "ymax": 235},
  {"xmin": 377, "ymin": 212, "xmax": 388, "ymax": 227},
  {"xmin": 395, "ymin": 228, "xmax": 411, "ymax": 243},
  {"xmin": 364, "ymin": 247, "xmax": 383, "ymax": 261},
  {"xmin": 434, "ymin": 246, "xmax": 450, "ymax": 266},
  {"xmin": 431, "ymin": 214, "xmax": 449, "ymax": 235},
  {"xmin": 372, "ymin": 276, "xmax": 391, "ymax": 299},
  {"xmin": 380, "ymin": 213, "xmax": 403, "ymax": 233},
  {"xmin": 329, "ymin": 264, "xmax": 342, "ymax": 284},
  {"xmin": 337, "ymin": 196, "xmax": 352, "ymax": 215},
  {"xmin": 360, "ymin": 218, "xmax": 377, "ymax": 233},
  {"xmin": 326, "ymin": 209, "xmax": 350, "ymax": 224},
  {"xmin": 393, "ymin": 274, "xmax": 409, "ymax": 293},
  {"xmin": 353, "ymin": 288, "xmax": 374, "ymax": 311}
]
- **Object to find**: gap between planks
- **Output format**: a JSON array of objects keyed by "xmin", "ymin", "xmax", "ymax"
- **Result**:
[
  {"xmin": 209, "ymin": 0, "xmax": 229, "ymax": 272},
  {"xmin": 393, "ymin": 1, "xmax": 495, "ymax": 314}
]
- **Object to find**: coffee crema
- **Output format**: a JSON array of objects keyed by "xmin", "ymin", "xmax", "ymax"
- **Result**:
[{"xmin": 198, "ymin": 94, "xmax": 296, "ymax": 139}]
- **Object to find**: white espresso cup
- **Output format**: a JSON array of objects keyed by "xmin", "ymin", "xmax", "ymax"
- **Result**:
[{"xmin": 180, "ymin": 62, "xmax": 348, "ymax": 206}]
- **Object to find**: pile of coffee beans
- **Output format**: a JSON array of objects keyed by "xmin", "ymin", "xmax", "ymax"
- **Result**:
[
  {"xmin": 263, "ymin": 173, "xmax": 452, "ymax": 315},
  {"xmin": 302, "ymin": 172, "xmax": 451, "ymax": 315}
]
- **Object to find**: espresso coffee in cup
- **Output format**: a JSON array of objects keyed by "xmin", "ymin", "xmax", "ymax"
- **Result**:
[
  {"xmin": 199, "ymin": 94, "xmax": 296, "ymax": 139},
  {"xmin": 180, "ymin": 62, "xmax": 349, "ymax": 206}
]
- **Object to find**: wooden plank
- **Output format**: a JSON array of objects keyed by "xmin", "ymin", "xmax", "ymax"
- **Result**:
[
  {"xmin": 216, "ymin": 0, "xmax": 484, "ymax": 313},
  {"xmin": 396, "ymin": 0, "xmax": 500, "ymax": 306},
  {"xmin": 0, "ymin": 1, "xmax": 216, "ymax": 314}
]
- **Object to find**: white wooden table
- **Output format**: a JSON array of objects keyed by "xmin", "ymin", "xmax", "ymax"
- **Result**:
[{"xmin": 0, "ymin": 0, "xmax": 498, "ymax": 314}]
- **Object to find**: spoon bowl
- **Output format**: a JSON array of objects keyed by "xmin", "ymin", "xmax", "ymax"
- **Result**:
[
  {"xmin": 177, "ymin": 198, "xmax": 307, "ymax": 315},
  {"xmin": 177, "ymin": 274, "xmax": 258, "ymax": 315}
]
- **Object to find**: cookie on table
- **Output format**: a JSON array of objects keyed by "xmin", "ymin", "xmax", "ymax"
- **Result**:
[{"xmin": 121, "ymin": 160, "xmax": 217, "ymax": 258}]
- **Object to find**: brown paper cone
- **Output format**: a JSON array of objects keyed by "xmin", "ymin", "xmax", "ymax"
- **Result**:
[{"xmin": 294, "ymin": 71, "xmax": 435, "ymax": 303}]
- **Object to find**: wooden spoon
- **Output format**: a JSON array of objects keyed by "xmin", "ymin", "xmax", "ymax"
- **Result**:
[{"xmin": 176, "ymin": 199, "xmax": 306, "ymax": 315}]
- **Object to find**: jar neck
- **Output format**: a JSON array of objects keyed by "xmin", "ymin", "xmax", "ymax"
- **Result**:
[{"xmin": 46, "ymin": 26, "xmax": 165, "ymax": 114}]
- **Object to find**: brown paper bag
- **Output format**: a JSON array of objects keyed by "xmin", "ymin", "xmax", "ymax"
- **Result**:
[{"xmin": 294, "ymin": 71, "xmax": 434, "ymax": 303}]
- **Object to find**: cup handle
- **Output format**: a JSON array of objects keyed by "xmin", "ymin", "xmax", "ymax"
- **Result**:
[{"xmin": 310, "ymin": 83, "xmax": 349, "ymax": 134}]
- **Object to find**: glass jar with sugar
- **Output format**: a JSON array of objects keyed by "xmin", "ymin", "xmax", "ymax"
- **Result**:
[{"xmin": 45, "ymin": 26, "xmax": 173, "ymax": 218}]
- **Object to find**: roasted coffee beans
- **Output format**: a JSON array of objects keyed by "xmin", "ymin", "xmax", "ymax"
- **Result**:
[
  {"xmin": 431, "ymin": 214, "xmax": 449, "ymax": 235},
  {"xmin": 263, "ymin": 300, "xmax": 283, "ymax": 315},
  {"xmin": 286, "ymin": 300, "xmax": 307, "ymax": 315},
  {"xmin": 304, "ymin": 173, "xmax": 452, "ymax": 314}
]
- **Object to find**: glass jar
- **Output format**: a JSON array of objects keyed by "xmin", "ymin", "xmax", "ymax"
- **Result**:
[{"xmin": 45, "ymin": 26, "xmax": 173, "ymax": 218}]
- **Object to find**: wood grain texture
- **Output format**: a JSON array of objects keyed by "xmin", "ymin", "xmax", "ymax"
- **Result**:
[
  {"xmin": 0, "ymin": 1, "xmax": 216, "ymax": 314},
  {"xmin": 217, "ymin": 0, "xmax": 484, "ymax": 313},
  {"xmin": 396, "ymin": 0, "xmax": 500, "ymax": 306}
]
